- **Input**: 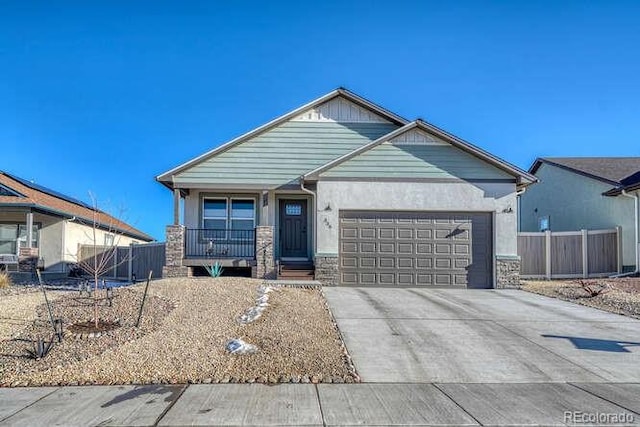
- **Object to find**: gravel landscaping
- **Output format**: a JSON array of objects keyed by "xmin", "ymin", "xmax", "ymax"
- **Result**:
[
  {"xmin": 0, "ymin": 277, "xmax": 357, "ymax": 386},
  {"xmin": 522, "ymin": 277, "xmax": 640, "ymax": 319}
]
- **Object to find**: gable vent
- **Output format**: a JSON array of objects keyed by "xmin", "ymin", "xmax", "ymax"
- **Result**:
[
  {"xmin": 292, "ymin": 97, "xmax": 392, "ymax": 123},
  {"xmin": 390, "ymin": 129, "xmax": 448, "ymax": 146}
]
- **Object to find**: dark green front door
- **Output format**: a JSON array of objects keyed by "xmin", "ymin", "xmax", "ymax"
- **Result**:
[{"xmin": 279, "ymin": 199, "xmax": 308, "ymax": 258}]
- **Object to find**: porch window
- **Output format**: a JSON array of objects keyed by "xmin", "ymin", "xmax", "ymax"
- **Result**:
[
  {"xmin": 231, "ymin": 200, "xmax": 255, "ymax": 230},
  {"xmin": 0, "ymin": 224, "xmax": 39, "ymax": 255},
  {"xmin": 203, "ymin": 199, "xmax": 227, "ymax": 230},
  {"xmin": 202, "ymin": 198, "xmax": 255, "ymax": 232}
]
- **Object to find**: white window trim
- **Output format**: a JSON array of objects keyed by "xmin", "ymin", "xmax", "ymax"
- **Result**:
[
  {"xmin": 202, "ymin": 197, "xmax": 256, "ymax": 240},
  {"xmin": 202, "ymin": 197, "xmax": 228, "ymax": 230}
]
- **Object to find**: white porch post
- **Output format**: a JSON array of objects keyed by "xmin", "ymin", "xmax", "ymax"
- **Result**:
[
  {"xmin": 26, "ymin": 211, "xmax": 34, "ymax": 248},
  {"xmin": 173, "ymin": 189, "xmax": 181, "ymax": 225}
]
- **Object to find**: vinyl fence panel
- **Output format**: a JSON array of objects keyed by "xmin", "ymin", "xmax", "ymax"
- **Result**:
[{"xmin": 518, "ymin": 227, "xmax": 620, "ymax": 279}]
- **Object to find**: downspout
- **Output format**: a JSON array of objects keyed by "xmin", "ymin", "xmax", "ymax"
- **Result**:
[
  {"xmin": 300, "ymin": 177, "xmax": 316, "ymax": 258},
  {"xmin": 516, "ymin": 187, "xmax": 526, "ymax": 232},
  {"xmin": 614, "ymin": 190, "xmax": 639, "ymax": 276}
]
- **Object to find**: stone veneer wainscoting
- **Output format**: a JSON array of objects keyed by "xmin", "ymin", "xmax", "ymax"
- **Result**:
[
  {"xmin": 314, "ymin": 255, "xmax": 339, "ymax": 286},
  {"xmin": 496, "ymin": 256, "xmax": 521, "ymax": 288}
]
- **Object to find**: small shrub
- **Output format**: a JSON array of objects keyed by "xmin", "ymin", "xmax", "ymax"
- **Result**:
[
  {"xmin": 0, "ymin": 270, "xmax": 13, "ymax": 289},
  {"xmin": 204, "ymin": 262, "xmax": 224, "ymax": 278},
  {"xmin": 575, "ymin": 279, "xmax": 609, "ymax": 298}
]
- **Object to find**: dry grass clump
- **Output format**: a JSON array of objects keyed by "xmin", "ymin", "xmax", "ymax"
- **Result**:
[{"xmin": 0, "ymin": 270, "xmax": 13, "ymax": 289}]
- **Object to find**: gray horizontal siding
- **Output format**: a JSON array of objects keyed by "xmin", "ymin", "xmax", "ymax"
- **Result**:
[
  {"xmin": 320, "ymin": 143, "xmax": 513, "ymax": 180},
  {"xmin": 174, "ymin": 121, "xmax": 399, "ymax": 186}
]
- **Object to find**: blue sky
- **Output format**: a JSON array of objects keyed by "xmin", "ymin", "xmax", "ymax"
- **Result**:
[{"xmin": 1, "ymin": 1, "xmax": 639, "ymax": 240}]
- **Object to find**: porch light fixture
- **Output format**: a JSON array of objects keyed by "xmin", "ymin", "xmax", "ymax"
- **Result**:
[{"xmin": 324, "ymin": 203, "xmax": 332, "ymax": 211}]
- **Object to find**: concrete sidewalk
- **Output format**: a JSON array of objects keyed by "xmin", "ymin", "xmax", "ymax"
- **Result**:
[{"xmin": 1, "ymin": 383, "xmax": 639, "ymax": 426}]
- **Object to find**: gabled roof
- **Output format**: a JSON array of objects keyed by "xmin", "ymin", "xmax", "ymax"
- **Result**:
[
  {"xmin": 156, "ymin": 88, "xmax": 409, "ymax": 188},
  {"xmin": 530, "ymin": 157, "xmax": 640, "ymax": 196},
  {"xmin": 304, "ymin": 120, "xmax": 537, "ymax": 185},
  {"xmin": 0, "ymin": 171, "xmax": 154, "ymax": 241},
  {"xmin": 530, "ymin": 157, "xmax": 640, "ymax": 185}
]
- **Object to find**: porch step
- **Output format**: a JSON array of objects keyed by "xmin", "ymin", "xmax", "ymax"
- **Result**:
[{"xmin": 278, "ymin": 262, "xmax": 315, "ymax": 281}]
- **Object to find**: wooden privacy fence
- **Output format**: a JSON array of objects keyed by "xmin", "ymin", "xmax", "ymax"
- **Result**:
[
  {"xmin": 518, "ymin": 227, "xmax": 622, "ymax": 279},
  {"xmin": 77, "ymin": 242, "xmax": 166, "ymax": 281}
]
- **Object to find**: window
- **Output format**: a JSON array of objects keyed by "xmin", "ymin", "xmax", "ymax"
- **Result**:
[
  {"xmin": 538, "ymin": 216, "xmax": 550, "ymax": 232},
  {"xmin": 231, "ymin": 200, "xmax": 255, "ymax": 230},
  {"xmin": 203, "ymin": 199, "xmax": 227, "ymax": 230},
  {"xmin": 285, "ymin": 203, "xmax": 302, "ymax": 216},
  {"xmin": 203, "ymin": 198, "xmax": 255, "ymax": 234},
  {"xmin": 104, "ymin": 234, "xmax": 115, "ymax": 246},
  {"xmin": 0, "ymin": 223, "xmax": 39, "ymax": 255}
]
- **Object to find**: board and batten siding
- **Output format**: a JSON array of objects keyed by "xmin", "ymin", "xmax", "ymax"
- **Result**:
[
  {"xmin": 173, "ymin": 121, "xmax": 399, "ymax": 187},
  {"xmin": 291, "ymin": 96, "xmax": 392, "ymax": 123}
]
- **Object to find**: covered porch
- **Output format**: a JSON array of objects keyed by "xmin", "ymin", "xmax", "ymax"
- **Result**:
[
  {"xmin": 0, "ymin": 207, "xmax": 46, "ymax": 273},
  {"xmin": 162, "ymin": 187, "xmax": 314, "ymax": 279}
]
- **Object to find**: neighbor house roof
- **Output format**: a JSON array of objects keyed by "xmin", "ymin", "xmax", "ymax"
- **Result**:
[
  {"xmin": 0, "ymin": 171, "xmax": 154, "ymax": 241},
  {"xmin": 305, "ymin": 120, "xmax": 538, "ymax": 185},
  {"xmin": 529, "ymin": 157, "xmax": 640, "ymax": 196},
  {"xmin": 156, "ymin": 88, "xmax": 409, "ymax": 188}
]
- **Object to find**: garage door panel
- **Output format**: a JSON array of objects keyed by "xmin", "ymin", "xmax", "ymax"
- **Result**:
[
  {"xmin": 342, "ymin": 272, "xmax": 358, "ymax": 284},
  {"xmin": 416, "ymin": 244, "xmax": 432, "ymax": 254},
  {"xmin": 341, "ymin": 227, "xmax": 357, "ymax": 238},
  {"xmin": 379, "ymin": 273, "xmax": 395, "ymax": 284},
  {"xmin": 341, "ymin": 256, "xmax": 357, "ymax": 268},
  {"xmin": 378, "ymin": 257, "xmax": 395, "ymax": 268},
  {"xmin": 416, "ymin": 274, "xmax": 432, "ymax": 285},
  {"xmin": 379, "ymin": 243, "xmax": 395, "ymax": 253},
  {"xmin": 416, "ymin": 258, "xmax": 432, "ymax": 269},
  {"xmin": 339, "ymin": 210, "xmax": 493, "ymax": 288},
  {"xmin": 360, "ymin": 242, "xmax": 376, "ymax": 253},
  {"xmin": 397, "ymin": 243, "xmax": 413, "ymax": 254},
  {"xmin": 397, "ymin": 229, "xmax": 413, "ymax": 239},
  {"xmin": 379, "ymin": 228, "xmax": 395, "ymax": 239},
  {"xmin": 342, "ymin": 242, "xmax": 358, "ymax": 253},
  {"xmin": 398, "ymin": 273, "xmax": 414, "ymax": 285},
  {"xmin": 359, "ymin": 228, "xmax": 376, "ymax": 239},
  {"xmin": 397, "ymin": 257, "xmax": 413, "ymax": 268},
  {"xmin": 359, "ymin": 257, "xmax": 376, "ymax": 268}
]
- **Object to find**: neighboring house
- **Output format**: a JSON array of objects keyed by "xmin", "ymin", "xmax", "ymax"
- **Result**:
[
  {"xmin": 157, "ymin": 88, "xmax": 536, "ymax": 288},
  {"xmin": 520, "ymin": 157, "xmax": 640, "ymax": 271},
  {"xmin": 0, "ymin": 171, "xmax": 154, "ymax": 274}
]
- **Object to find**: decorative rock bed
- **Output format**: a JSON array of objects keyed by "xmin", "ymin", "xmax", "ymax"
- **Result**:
[{"xmin": 0, "ymin": 277, "xmax": 358, "ymax": 386}]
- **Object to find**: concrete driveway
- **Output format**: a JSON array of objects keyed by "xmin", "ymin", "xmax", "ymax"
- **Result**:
[{"xmin": 323, "ymin": 288, "xmax": 640, "ymax": 383}]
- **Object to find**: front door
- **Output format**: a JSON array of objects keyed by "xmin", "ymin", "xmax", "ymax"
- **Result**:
[{"xmin": 279, "ymin": 199, "xmax": 308, "ymax": 258}]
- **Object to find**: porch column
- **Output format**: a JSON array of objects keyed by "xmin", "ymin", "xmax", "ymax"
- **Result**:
[
  {"xmin": 162, "ymin": 225, "xmax": 190, "ymax": 278},
  {"xmin": 26, "ymin": 211, "xmax": 34, "ymax": 247},
  {"xmin": 173, "ymin": 189, "xmax": 181, "ymax": 225},
  {"xmin": 19, "ymin": 211, "xmax": 39, "ymax": 272},
  {"xmin": 253, "ymin": 226, "xmax": 276, "ymax": 279}
]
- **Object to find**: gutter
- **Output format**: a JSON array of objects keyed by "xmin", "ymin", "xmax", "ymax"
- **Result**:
[
  {"xmin": 613, "ymin": 190, "xmax": 639, "ymax": 276},
  {"xmin": 299, "ymin": 178, "xmax": 317, "ymax": 257}
]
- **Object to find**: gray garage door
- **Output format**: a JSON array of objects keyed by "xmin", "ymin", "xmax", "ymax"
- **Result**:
[{"xmin": 339, "ymin": 211, "xmax": 493, "ymax": 288}]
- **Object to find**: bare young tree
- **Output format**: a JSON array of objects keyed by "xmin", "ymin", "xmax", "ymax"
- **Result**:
[{"xmin": 74, "ymin": 193, "xmax": 130, "ymax": 329}]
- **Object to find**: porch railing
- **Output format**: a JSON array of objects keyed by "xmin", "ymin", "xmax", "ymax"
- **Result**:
[{"xmin": 185, "ymin": 229, "xmax": 256, "ymax": 258}]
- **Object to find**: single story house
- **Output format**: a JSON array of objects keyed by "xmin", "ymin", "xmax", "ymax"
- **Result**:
[
  {"xmin": 520, "ymin": 157, "xmax": 640, "ymax": 272},
  {"xmin": 157, "ymin": 88, "xmax": 536, "ymax": 288},
  {"xmin": 0, "ymin": 171, "xmax": 154, "ymax": 274}
]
